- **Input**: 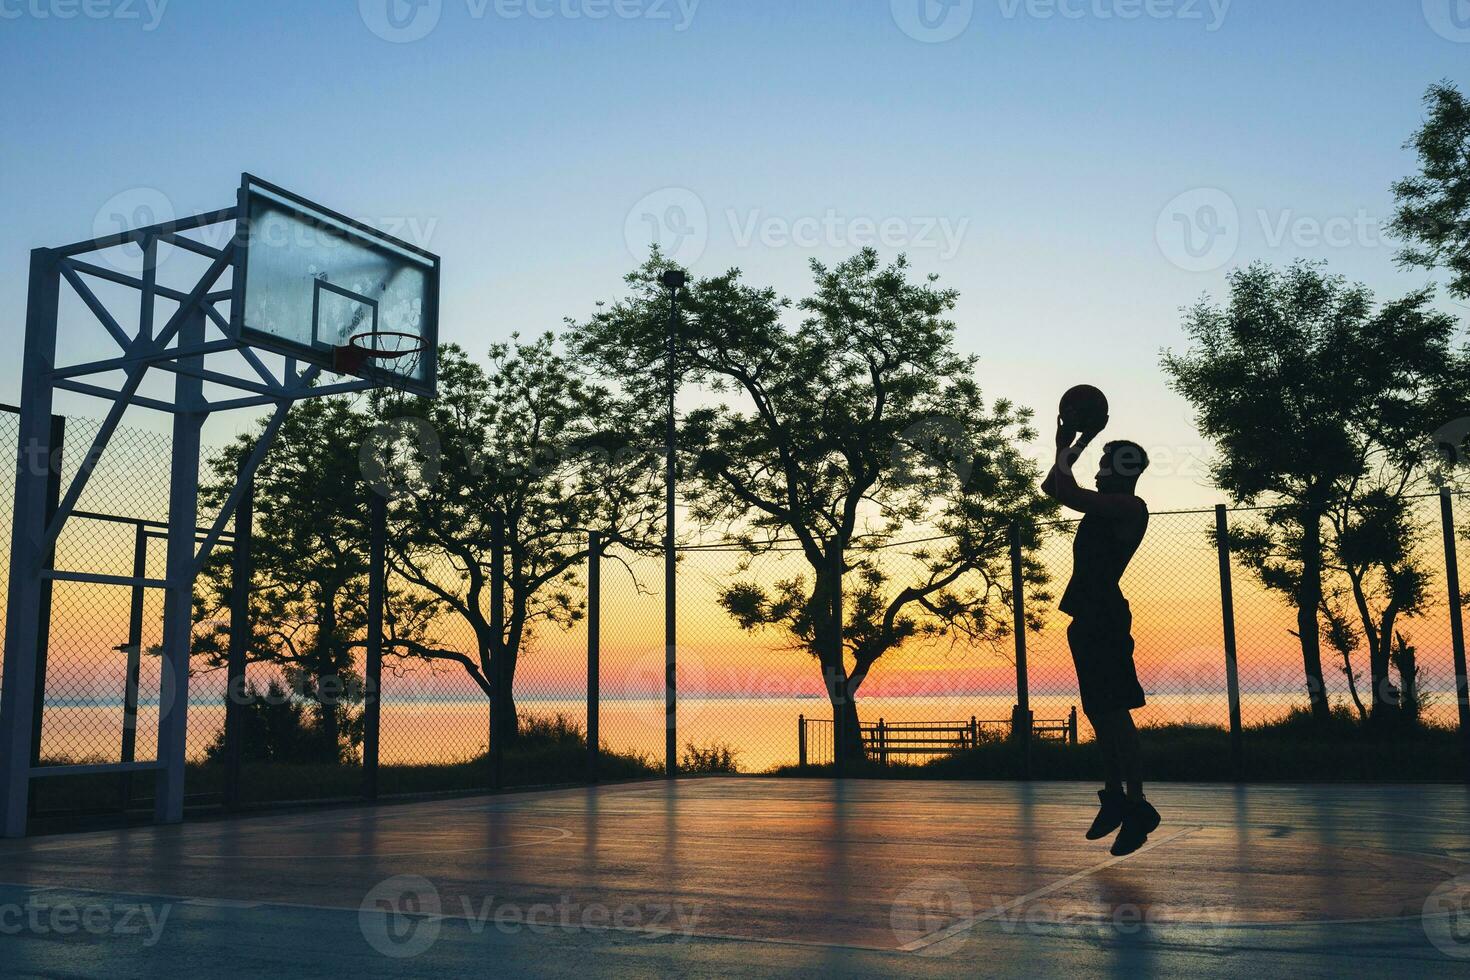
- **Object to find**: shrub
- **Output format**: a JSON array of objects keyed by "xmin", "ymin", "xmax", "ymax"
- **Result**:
[{"xmin": 680, "ymin": 741, "xmax": 739, "ymax": 774}]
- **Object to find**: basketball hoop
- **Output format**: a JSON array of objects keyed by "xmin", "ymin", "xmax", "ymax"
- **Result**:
[{"xmin": 333, "ymin": 330, "xmax": 427, "ymax": 382}]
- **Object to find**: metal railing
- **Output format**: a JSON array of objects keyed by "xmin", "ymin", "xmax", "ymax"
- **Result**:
[{"xmin": 797, "ymin": 708, "xmax": 1079, "ymax": 767}]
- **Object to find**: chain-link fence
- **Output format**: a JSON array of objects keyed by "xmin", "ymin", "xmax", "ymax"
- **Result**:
[{"xmin": 4, "ymin": 405, "xmax": 1469, "ymax": 817}]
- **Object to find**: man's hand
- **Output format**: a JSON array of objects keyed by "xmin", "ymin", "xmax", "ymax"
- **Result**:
[
  {"xmin": 1055, "ymin": 415, "xmax": 1077, "ymax": 451},
  {"xmin": 1076, "ymin": 419, "xmax": 1106, "ymax": 451}
]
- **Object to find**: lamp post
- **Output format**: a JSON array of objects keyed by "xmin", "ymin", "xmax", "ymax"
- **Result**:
[{"xmin": 661, "ymin": 268, "xmax": 685, "ymax": 779}]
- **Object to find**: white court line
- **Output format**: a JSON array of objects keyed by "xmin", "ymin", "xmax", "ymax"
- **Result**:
[
  {"xmin": 182, "ymin": 825, "xmax": 572, "ymax": 860},
  {"xmin": 899, "ymin": 825, "xmax": 1203, "ymax": 953},
  {"xmin": 0, "ymin": 878, "xmax": 898, "ymax": 953}
]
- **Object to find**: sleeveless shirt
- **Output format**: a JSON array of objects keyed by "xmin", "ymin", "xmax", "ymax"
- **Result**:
[{"xmin": 1059, "ymin": 501, "xmax": 1148, "ymax": 623}]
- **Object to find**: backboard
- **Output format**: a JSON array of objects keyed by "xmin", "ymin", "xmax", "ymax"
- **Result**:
[{"xmin": 231, "ymin": 174, "xmax": 439, "ymax": 397}]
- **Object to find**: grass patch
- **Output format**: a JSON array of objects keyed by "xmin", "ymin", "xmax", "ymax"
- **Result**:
[{"xmin": 29, "ymin": 712, "xmax": 659, "ymax": 819}]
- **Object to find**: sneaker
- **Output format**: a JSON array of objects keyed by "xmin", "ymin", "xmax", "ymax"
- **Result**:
[
  {"xmin": 1086, "ymin": 789, "xmax": 1126, "ymax": 840},
  {"xmin": 1110, "ymin": 796, "xmax": 1161, "ymax": 857}
]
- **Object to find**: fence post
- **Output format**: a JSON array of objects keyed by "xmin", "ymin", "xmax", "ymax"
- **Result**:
[
  {"xmin": 1439, "ymin": 489, "xmax": 1470, "ymax": 785},
  {"xmin": 362, "ymin": 491, "xmax": 386, "ymax": 802},
  {"xmin": 28, "ymin": 414, "xmax": 64, "ymax": 783},
  {"xmin": 1069, "ymin": 706, "xmax": 1078, "ymax": 745},
  {"xmin": 490, "ymin": 512, "xmax": 505, "ymax": 791},
  {"xmin": 154, "ymin": 308, "xmax": 206, "ymax": 825},
  {"xmin": 120, "ymin": 522, "xmax": 147, "ymax": 808},
  {"xmin": 831, "ymin": 545, "xmax": 846, "ymax": 779},
  {"xmin": 587, "ymin": 531, "xmax": 600, "ymax": 782},
  {"xmin": 0, "ymin": 248, "xmax": 61, "ymax": 837},
  {"xmin": 223, "ymin": 470, "xmax": 254, "ymax": 810},
  {"xmin": 970, "ymin": 715, "xmax": 978, "ymax": 749},
  {"xmin": 1215, "ymin": 504, "xmax": 1245, "ymax": 781},
  {"xmin": 1008, "ymin": 523, "xmax": 1032, "ymax": 779},
  {"xmin": 798, "ymin": 714, "xmax": 806, "ymax": 770},
  {"xmin": 877, "ymin": 718, "xmax": 887, "ymax": 766}
]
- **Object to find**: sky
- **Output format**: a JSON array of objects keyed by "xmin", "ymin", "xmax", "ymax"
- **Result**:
[{"xmin": 1, "ymin": 0, "xmax": 1468, "ymax": 515}]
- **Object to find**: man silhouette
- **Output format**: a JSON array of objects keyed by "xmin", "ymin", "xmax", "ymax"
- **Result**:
[{"xmin": 1042, "ymin": 414, "xmax": 1158, "ymax": 856}]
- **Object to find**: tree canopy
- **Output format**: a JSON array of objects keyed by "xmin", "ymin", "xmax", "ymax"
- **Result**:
[
  {"xmin": 1392, "ymin": 80, "xmax": 1470, "ymax": 299},
  {"xmin": 1162, "ymin": 259, "xmax": 1468, "ymax": 722},
  {"xmin": 573, "ymin": 249, "xmax": 1054, "ymax": 757}
]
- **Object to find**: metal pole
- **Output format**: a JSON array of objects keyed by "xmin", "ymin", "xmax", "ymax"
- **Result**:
[
  {"xmin": 0, "ymin": 248, "xmax": 62, "ymax": 837},
  {"xmin": 832, "ymin": 543, "xmax": 845, "ymax": 778},
  {"xmin": 120, "ymin": 522, "xmax": 147, "ymax": 808},
  {"xmin": 1439, "ymin": 489, "xmax": 1470, "ymax": 784},
  {"xmin": 1215, "ymin": 504, "xmax": 1245, "ymax": 780},
  {"xmin": 223, "ymin": 470, "xmax": 253, "ymax": 809},
  {"xmin": 490, "ymin": 512, "xmax": 505, "ymax": 791},
  {"xmin": 1009, "ymin": 523, "xmax": 1032, "ymax": 779},
  {"xmin": 587, "ymin": 530, "xmax": 600, "ymax": 782},
  {"xmin": 29, "ymin": 413, "xmax": 65, "ymax": 773},
  {"xmin": 362, "ymin": 491, "xmax": 386, "ymax": 802},
  {"xmin": 663, "ymin": 272, "xmax": 682, "ymax": 779},
  {"xmin": 798, "ymin": 714, "xmax": 806, "ymax": 770},
  {"xmin": 154, "ymin": 309, "xmax": 206, "ymax": 824}
]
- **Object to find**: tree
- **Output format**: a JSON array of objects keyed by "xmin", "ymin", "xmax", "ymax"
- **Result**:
[
  {"xmin": 1324, "ymin": 487, "xmax": 1431, "ymax": 724},
  {"xmin": 193, "ymin": 397, "xmax": 434, "ymax": 763},
  {"xmin": 372, "ymin": 338, "xmax": 663, "ymax": 749},
  {"xmin": 1163, "ymin": 260, "xmax": 1467, "ymax": 723},
  {"xmin": 1392, "ymin": 81, "xmax": 1470, "ymax": 299},
  {"xmin": 573, "ymin": 249, "xmax": 1054, "ymax": 760}
]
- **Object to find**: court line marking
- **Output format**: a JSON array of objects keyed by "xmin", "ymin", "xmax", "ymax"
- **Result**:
[
  {"xmin": 0, "ymin": 834, "xmax": 1457, "ymax": 960},
  {"xmin": 0, "ymin": 878, "xmax": 901, "ymax": 954},
  {"xmin": 898, "ymin": 825, "xmax": 1202, "ymax": 953},
  {"xmin": 181, "ymin": 824, "xmax": 573, "ymax": 860}
]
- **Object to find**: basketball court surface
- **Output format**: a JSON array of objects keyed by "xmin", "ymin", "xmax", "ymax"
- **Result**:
[{"xmin": 0, "ymin": 778, "xmax": 1466, "ymax": 977}]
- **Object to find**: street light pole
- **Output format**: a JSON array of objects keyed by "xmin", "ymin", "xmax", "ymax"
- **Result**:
[{"xmin": 661, "ymin": 268, "xmax": 685, "ymax": 779}]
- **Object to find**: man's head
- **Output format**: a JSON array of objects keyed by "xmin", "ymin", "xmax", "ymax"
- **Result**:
[{"xmin": 1095, "ymin": 440, "xmax": 1149, "ymax": 494}]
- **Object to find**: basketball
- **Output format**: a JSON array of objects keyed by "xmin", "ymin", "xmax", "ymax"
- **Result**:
[{"xmin": 1059, "ymin": 384, "xmax": 1109, "ymax": 432}]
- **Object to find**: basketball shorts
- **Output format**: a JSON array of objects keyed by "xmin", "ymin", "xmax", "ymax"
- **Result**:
[{"xmin": 1066, "ymin": 606, "xmax": 1146, "ymax": 719}]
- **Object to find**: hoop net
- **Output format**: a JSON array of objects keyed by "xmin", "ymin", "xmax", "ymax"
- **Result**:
[{"xmin": 332, "ymin": 330, "xmax": 427, "ymax": 384}]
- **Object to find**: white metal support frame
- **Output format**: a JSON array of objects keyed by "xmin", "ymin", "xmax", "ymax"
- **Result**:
[{"xmin": 0, "ymin": 200, "xmax": 375, "ymax": 837}]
